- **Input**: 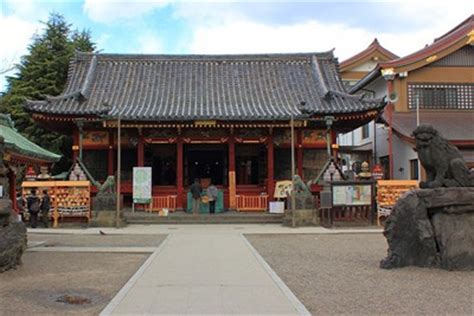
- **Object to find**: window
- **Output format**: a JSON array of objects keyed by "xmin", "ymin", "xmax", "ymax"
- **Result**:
[
  {"xmin": 361, "ymin": 124, "xmax": 370, "ymax": 139},
  {"xmin": 408, "ymin": 84, "xmax": 473, "ymax": 109},
  {"xmin": 410, "ymin": 159, "xmax": 419, "ymax": 180}
]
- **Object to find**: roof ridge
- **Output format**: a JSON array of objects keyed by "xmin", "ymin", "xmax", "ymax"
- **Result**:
[
  {"xmin": 311, "ymin": 56, "xmax": 329, "ymax": 98},
  {"xmin": 75, "ymin": 51, "xmax": 335, "ymax": 62},
  {"xmin": 340, "ymin": 39, "xmax": 398, "ymax": 70},
  {"xmin": 434, "ymin": 14, "xmax": 474, "ymax": 42}
]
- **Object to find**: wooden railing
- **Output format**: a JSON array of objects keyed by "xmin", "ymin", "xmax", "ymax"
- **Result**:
[
  {"xmin": 146, "ymin": 195, "xmax": 177, "ymax": 212},
  {"xmin": 236, "ymin": 195, "xmax": 268, "ymax": 212}
]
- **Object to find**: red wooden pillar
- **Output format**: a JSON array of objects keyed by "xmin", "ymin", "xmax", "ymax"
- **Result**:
[
  {"xmin": 108, "ymin": 131, "xmax": 114, "ymax": 176},
  {"xmin": 331, "ymin": 130, "xmax": 338, "ymax": 160},
  {"xmin": 228, "ymin": 135, "xmax": 236, "ymax": 209},
  {"xmin": 297, "ymin": 129, "xmax": 303, "ymax": 178},
  {"xmin": 72, "ymin": 128, "xmax": 79, "ymax": 161},
  {"xmin": 137, "ymin": 132, "xmax": 145, "ymax": 167},
  {"xmin": 176, "ymin": 137, "xmax": 184, "ymax": 209},
  {"xmin": 267, "ymin": 133, "xmax": 274, "ymax": 200},
  {"xmin": 8, "ymin": 169, "xmax": 18, "ymax": 213}
]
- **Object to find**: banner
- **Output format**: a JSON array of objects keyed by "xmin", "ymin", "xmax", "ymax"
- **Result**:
[{"xmin": 133, "ymin": 167, "xmax": 152, "ymax": 204}]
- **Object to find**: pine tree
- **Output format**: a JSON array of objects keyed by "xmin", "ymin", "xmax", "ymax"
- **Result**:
[{"xmin": 0, "ymin": 12, "xmax": 95, "ymax": 172}]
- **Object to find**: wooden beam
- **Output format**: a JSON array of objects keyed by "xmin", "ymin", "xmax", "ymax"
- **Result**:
[
  {"xmin": 72, "ymin": 128, "xmax": 79, "ymax": 161},
  {"xmin": 137, "ymin": 132, "xmax": 145, "ymax": 167},
  {"xmin": 228, "ymin": 135, "xmax": 236, "ymax": 210},
  {"xmin": 267, "ymin": 133, "xmax": 274, "ymax": 200},
  {"xmin": 176, "ymin": 137, "xmax": 184, "ymax": 209},
  {"xmin": 108, "ymin": 131, "xmax": 114, "ymax": 176},
  {"xmin": 297, "ymin": 129, "xmax": 303, "ymax": 178}
]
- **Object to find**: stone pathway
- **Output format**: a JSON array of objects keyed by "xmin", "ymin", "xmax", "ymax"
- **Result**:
[{"xmin": 100, "ymin": 230, "xmax": 309, "ymax": 315}]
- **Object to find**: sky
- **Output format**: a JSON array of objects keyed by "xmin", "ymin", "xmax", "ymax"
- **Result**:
[{"xmin": 0, "ymin": 0, "xmax": 472, "ymax": 92}]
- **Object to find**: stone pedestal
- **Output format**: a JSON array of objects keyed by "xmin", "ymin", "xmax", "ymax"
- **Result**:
[
  {"xmin": 91, "ymin": 194, "xmax": 125, "ymax": 227},
  {"xmin": 283, "ymin": 209, "xmax": 319, "ymax": 227},
  {"xmin": 92, "ymin": 193, "xmax": 117, "ymax": 211},
  {"xmin": 0, "ymin": 199, "xmax": 27, "ymax": 273},
  {"xmin": 381, "ymin": 187, "xmax": 474, "ymax": 271}
]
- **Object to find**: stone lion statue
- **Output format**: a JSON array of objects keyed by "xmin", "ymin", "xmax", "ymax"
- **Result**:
[
  {"xmin": 97, "ymin": 176, "xmax": 116, "ymax": 195},
  {"xmin": 412, "ymin": 125, "xmax": 474, "ymax": 188}
]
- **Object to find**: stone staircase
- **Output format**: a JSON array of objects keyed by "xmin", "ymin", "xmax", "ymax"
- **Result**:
[{"xmin": 124, "ymin": 210, "xmax": 283, "ymax": 225}]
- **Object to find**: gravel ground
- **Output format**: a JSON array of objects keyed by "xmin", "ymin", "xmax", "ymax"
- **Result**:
[
  {"xmin": 0, "ymin": 233, "xmax": 167, "ymax": 315},
  {"xmin": 246, "ymin": 234, "xmax": 474, "ymax": 315},
  {"xmin": 27, "ymin": 233, "xmax": 166, "ymax": 248},
  {"xmin": 0, "ymin": 252, "xmax": 147, "ymax": 315}
]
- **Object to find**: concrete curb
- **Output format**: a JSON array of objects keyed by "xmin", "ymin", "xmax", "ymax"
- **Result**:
[
  {"xmin": 240, "ymin": 233, "xmax": 311, "ymax": 316},
  {"xmin": 99, "ymin": 234, "xmax": 171, "ymax": 316},
  {"xmin": 26, "ymin": 246, "xmax": 156, "ymax": 253}
]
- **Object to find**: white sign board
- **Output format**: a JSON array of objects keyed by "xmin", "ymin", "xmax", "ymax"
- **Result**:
[
  {"xmin": 269, "ymin": 201, "xmax": 285, "ymax": 214},
  {"xmin": 133, "ymin": 167, "xmax": 152, "ymax": 203}
]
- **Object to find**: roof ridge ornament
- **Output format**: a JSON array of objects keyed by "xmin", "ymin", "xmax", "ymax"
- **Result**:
[
  {"xmin": 311, "ymin": 56, "xmax": 329, "ymax": 97},
  {"xmin": 80, "ymin": 54, "xmax": 97, "ymax": 100}
]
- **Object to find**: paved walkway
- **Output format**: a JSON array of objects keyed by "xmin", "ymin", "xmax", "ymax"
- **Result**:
[
  {"xmin": 28, "ymin": 224, "xmax": 382, "ymax": 315},
  {"xmin": 100, "ymin": 230, "xmax": 309, "ymax": 315}
]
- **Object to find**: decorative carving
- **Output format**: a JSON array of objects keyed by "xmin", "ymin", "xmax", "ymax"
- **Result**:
[{"xmin": 413, "ymin": 125, "xmax": 474, "ymax": 188}]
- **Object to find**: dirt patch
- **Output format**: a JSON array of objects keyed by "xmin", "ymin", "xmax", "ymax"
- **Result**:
[
  {"xmin": 246, "ymin": 234, "xmax": 474, "ymax": 315},
  {"xmin": 0, "ymin": 252, "xmax": 148, "ymax": 315},
  {"xmin": 27, "ymin": 233, "xmax": 165, "ymax": 248}
]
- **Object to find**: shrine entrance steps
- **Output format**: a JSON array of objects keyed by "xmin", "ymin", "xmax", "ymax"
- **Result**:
[{"xmin": 124, "ymin": 210, "xmax": 283, "ymax": 225}]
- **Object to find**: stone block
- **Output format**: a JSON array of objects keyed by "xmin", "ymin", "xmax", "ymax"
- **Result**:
[
  {"xmin": 0, "ymin": 221, "xmax": 27, "ymax": 273},
  {"xmin": 381, "ymin": 187, "xmax": 474, "ymax": 271},
  {"xmin": 283, "ymin": 209, "xmax": 319, "ymax": 227}
]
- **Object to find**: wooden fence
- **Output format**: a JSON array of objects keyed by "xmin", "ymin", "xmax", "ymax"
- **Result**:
[{"xmin": 236, "ymin": 195, "xmax": 268, "ymax": 212}]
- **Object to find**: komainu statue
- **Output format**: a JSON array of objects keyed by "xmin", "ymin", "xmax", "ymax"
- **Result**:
[
  {"xmin": 97, "ymin": 176, "xmax": 116, "ymax": 195},
  {"xmin": 412, "ymin": 125, "xmax": 474, "ymax": 188},
  {"xmin": 381, "ymin": 125, "xmax": 474, "ymax": 271}
]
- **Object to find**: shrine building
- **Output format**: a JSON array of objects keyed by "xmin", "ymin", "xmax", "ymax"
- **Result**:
[{"xmin": 25, "ymin": 51, "xmax": 384, "ymax": 210}]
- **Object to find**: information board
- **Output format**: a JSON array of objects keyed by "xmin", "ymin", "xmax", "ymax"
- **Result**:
[
  {"xmin": 332, "ymin": 184, "xmax": 372, "ymax": 206},
  {"xmin": 133, "ymin": 167, "xmax": 152, "ymax": 204}
]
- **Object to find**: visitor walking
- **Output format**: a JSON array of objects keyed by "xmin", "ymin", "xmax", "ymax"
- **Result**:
[
  {"xmin": 40, "ymin": 189, "xmax": 50, "ymax": 228},
  {"xmin": 189, "ymin": 178, "xmax": 202, "ymax": 215},
  {"xmin": 207, "ymin": 182, "xmax": 218, "ymax": 214},
  {"xmin": 27, "ymin": 189, "xmax": 40, "ymax": 228}
]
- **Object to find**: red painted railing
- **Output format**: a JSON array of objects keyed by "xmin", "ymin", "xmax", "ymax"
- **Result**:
[
  {"xmin": 236, "ymin": 195, "xmax": 268, "ymax": 212},
  {"xmin": 145, "ymin": 195, "xmax": 177, "ymax": 212}
]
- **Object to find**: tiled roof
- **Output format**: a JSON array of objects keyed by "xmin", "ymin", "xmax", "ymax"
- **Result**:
[
  {"xmin": 340, "ymin": 38, "xmax": 398, "ymax": 71},
  {"xmin": 25, "ymin": 52, "xmax": 383, "ymax": 121},
  {"xmin": 0, "ymin": 114, "xmax": 61, "ymax": 162}
]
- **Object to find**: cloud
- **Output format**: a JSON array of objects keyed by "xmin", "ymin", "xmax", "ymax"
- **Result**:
[
  {"xmin": 180, "ymin": 1, "xmax": 471, "ymax": 61},
  {"xmin": 83, "ymin": 0, "xmax": 170, "ymax": 23},
  {"xmin": 137, "ymin": 33, "xmax": 164, "ymax": 54},
  {"xmin": 0, "ymin": 15, "xmax": 40, "ymax": 90}
]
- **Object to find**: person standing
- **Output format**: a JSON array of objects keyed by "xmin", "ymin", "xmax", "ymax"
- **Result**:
[
  {"xmin": 207, "ymin": 182, "xmax": 218, "ymax": 214},
  {"xmin": 189, "ymin": 178, "xmax": 202, "ymax": 215},
  {"xmin": 40, "ymin": 189, "xmax": 51, "ymax": 228},
  {"xmin": 27, "ymin": 189, "xmax": 40, "ymax": 228}
]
